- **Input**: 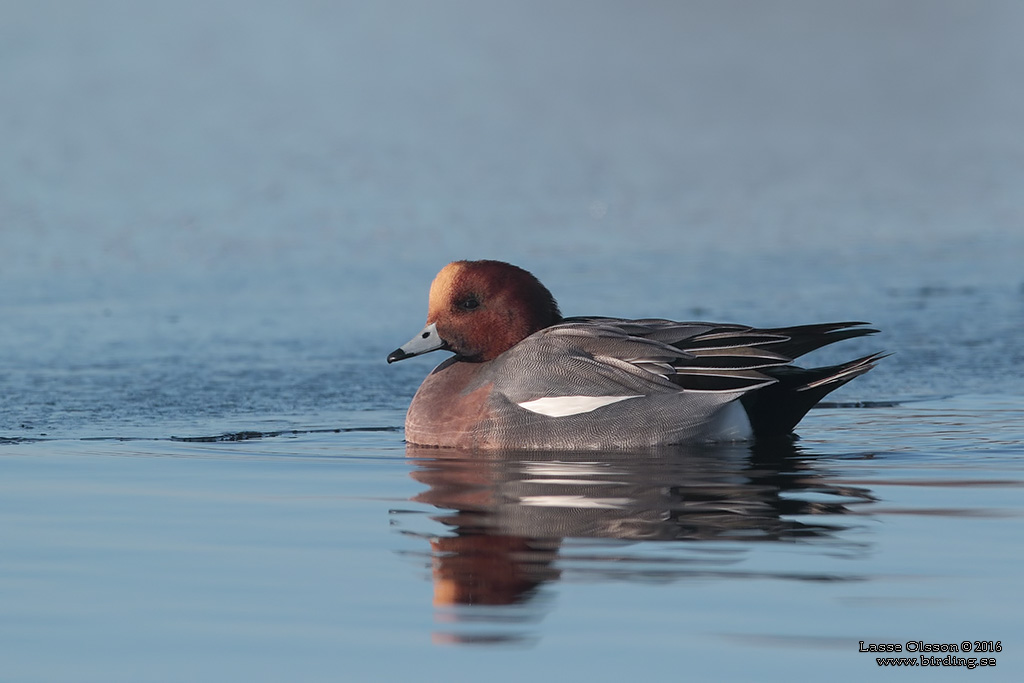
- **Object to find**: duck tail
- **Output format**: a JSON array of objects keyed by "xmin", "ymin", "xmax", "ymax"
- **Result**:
[{"xmin": 740, "ymin": 352, "xmax": 890, "ymax": 438}]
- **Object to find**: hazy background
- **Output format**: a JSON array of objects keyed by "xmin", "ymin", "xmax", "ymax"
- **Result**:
[{"xmin": 5, "ymin": 3, "xmax": 1022, "ymax": 281}]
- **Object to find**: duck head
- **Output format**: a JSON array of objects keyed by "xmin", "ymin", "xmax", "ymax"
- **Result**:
[{"xmin": 388, "ymin": 260, "xmax": 562, "ymax": 363}]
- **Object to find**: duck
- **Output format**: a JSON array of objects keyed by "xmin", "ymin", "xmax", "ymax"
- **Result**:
[{"xmin": 387, "ymin": 260, "xmax": 884, "ymax": 450}]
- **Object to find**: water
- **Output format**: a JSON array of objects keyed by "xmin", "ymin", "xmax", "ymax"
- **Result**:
[{"xmin": 3, "ymin": 1, "xmax": 1024, "ymax": 681}]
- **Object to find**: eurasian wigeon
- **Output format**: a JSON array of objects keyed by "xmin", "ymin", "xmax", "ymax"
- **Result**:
[{"xmin": 388, "ymin": 260, "xmax": 884, "ymax": 449}]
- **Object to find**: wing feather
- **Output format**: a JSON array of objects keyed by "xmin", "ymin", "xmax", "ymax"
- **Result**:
[{"xmin": 498, "ymin": 319, "xmax": 880, "ymax": 398}]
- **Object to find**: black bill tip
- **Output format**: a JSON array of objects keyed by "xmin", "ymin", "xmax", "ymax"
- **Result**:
[{"xmin": 387, "ymin": 348, "xmax": 412, "ymax": 364}]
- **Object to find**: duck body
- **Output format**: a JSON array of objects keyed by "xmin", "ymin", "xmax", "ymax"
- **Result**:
[{"xmin": 388, "ymin": 260, "xmax": 883, "ymax": 450}]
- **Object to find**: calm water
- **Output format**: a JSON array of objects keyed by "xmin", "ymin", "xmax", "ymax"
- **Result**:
[{"xmin": 3, "ymin": 2, "xmax": 1024, "ymax": 681}]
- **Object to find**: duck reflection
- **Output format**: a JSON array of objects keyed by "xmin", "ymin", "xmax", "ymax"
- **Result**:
[{"xmin": 401, "ymin": 440, "xmax": 876, "ymax": 643}]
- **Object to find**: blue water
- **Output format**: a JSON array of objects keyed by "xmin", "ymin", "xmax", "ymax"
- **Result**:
[{"xmin": 3, "ymin": 2, "xmax": 1024, "ymax": 681}]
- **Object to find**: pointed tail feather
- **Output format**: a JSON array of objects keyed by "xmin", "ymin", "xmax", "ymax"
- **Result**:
[
  {"xmin": 796, "ymin": 352, "xmax": 890, "ymax": 391},
  {"xmin": 761, "ymin": 322, "xmax": 879, "ymax": 359}
]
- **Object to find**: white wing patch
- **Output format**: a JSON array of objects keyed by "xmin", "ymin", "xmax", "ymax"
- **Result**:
[
  {"xmin": 516, "ymin": 395, "xmax": 643, "ymax": 417},
  {"xmin": 519, "ymin": 495, "xmax": 632, "ymax": 509}
]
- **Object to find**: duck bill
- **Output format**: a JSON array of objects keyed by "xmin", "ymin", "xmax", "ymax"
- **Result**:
[{"xmin": 387, "ymin": 322, "xmax": 449, "ymax": 363}]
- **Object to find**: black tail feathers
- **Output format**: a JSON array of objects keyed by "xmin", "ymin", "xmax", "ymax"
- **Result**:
[{"xmin": 741, "ymin": 352, "xmax": 889, "ymax": 438}]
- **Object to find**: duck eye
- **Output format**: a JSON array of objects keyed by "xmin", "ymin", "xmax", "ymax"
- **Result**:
[{"xmin": 458, "ymin": 296, "xmax": 481, "ymax": 311}]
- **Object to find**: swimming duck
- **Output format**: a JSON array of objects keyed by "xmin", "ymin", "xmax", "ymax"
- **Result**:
[{"xmin": 388, "ymin": 260, "xmax": 883, "ymax": 449}]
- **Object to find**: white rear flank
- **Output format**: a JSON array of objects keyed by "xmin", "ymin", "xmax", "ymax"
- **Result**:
[{"xmin": 708, "ymin": 400, "xmax": 754, "ymax": 440}]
